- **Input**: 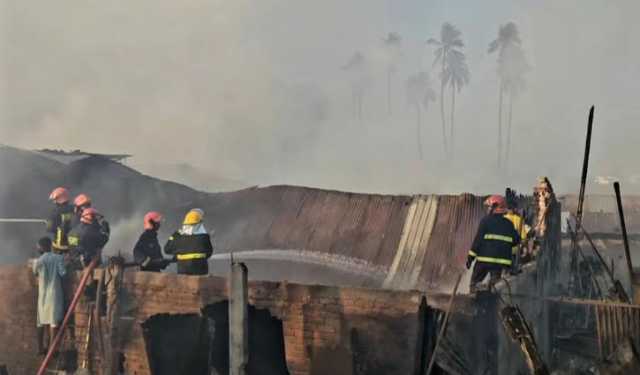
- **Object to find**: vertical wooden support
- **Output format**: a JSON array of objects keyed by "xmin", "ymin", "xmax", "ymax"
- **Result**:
[
  {"xmin": 229, "ymin": 262, "xmax": 248, "ymax": 375},
  {"xmin": 104, "ymin": 260, "xmax": 124, "ymax": 375}
]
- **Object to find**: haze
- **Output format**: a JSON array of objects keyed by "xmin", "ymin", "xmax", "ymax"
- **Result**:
[{"xmin": 1, "ymin": 0, "xmax": 639, "ymax": 195}]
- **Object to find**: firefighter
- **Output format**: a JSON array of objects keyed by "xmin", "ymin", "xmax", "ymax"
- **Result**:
[
  {"xmin": 72, "ymin": 194, "xmax": 92, "ymax": 228},
  {"xmin": 46, "ymin": 187, "xmax": 74, "ymax": 253},
  {"xmin": 164, "ymin": 208, "xmax": 213, "ymax": 275},
  {"xmin": 466, "ymin": 195, "xmax": 521, "ymax": 293},
  {"xmin": 133, "ymin": 211, "xmax": 171, "ymax": 272},
  {"xmin": 504, "ymin": 203, "xmax": 533, "ymax": 268},
  {"xmin": 68, "ymin": 208, "xmax": 109, "ymax": 268}
]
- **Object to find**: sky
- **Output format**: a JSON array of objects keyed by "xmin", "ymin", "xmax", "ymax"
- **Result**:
[{"xmin": 2, "ymin": 0, "xmax": 640, "ymax": 195}]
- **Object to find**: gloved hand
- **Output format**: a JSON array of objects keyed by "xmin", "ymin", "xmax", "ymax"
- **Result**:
[
  {"xmin": 466, "ymin": 255, "xmax": 474, "ymax": 269},
  {"xmin": 160, "ymin": 258, "xmax": 173, "ymax": 269}
]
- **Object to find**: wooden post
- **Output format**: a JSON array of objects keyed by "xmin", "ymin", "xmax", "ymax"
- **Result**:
[
  {"xmin": 104, "ymin": 259, "xmax": 124, "ymax": 375},
  {"xmin": 229, "ymin": 262, "xmax": 248, "ymax": 375}
]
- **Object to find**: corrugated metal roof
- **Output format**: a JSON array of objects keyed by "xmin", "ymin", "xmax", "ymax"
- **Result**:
[
  {"xmin": 419, "ymin": 194, "xmax": 485, "ymax": 290},
  {"xmin": 201, "ymin": 186, "xmax": 487, "ymax": 291}
]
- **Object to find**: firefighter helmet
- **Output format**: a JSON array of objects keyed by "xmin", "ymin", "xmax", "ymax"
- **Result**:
[
  {"xmin": 49, "ymin": 187, "xmax": 70, "ymax": 204},
  {"xmin": 183, "ymin": 209, "xmax": 204, "ymax": 225},
  {"xmin": 74, "ymin": 194, "xmax": 92, "ymax": 208},
  {"xmin": 484, "ymin": 195, "xmax": 507, "ymax": 214},
  {"xmin": 144, "ymin": 211, "xmax": 163, "ymax": 230},
  {"xmin": 80, "ymin": 208, "xmax": 98, "ymax": 224}
]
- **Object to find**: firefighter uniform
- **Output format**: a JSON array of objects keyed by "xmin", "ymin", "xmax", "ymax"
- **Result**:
[
  {"xmin": 46, "ymin": 202, "xmax": 74, "ymax": 252},
  {"xmin": 468, "ymin": 213, "xmax": 521, "ymax": 292},
  {"xmin": 133, "ymin": 229, "xmax": 169, "ymax": 272},
  {"xmin": 164, "ymin": 232, "xmax": 213, "ymax": 275},
  {"xmin": 68, "ymin": 221, "xmax": 108, "ymax": 267}
]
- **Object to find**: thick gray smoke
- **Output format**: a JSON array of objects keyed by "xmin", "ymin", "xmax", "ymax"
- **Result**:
[{"xmin": 1, "ymin": 1, "xmax": 640, "ymax": 195}]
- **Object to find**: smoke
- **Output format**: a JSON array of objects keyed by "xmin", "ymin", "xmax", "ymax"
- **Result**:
[{"xmin": 1, "ymin": 1, "xmax": 640, "ymax": 195}]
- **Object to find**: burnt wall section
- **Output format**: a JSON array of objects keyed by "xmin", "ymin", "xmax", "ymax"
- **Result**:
[
  {"xmin": 0, "ymin": 265, "xmax": 39, "ymax": 374},
  {"xmin": 199, "ymin": 302, "xmax": 289, "ymax": 375},
  {"xmin": 0, "ymin": 266, "xmax": 448, "ymax": 375},
  {"xmin": 70, "ymin": 271, "xmax": 428, "ymax": 375},
  {"xmin": 142, "ymin": 314, "xmax": 210, "ymax": 375}
]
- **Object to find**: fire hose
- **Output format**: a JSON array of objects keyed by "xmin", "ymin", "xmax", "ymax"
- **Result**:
[
  {"xmin": 0, "ymin": 218, "xmax": 47, "ymax": 224},
  {"xmin": 36, "ymin": 257, "xmax": 99, "ymax": 375}
]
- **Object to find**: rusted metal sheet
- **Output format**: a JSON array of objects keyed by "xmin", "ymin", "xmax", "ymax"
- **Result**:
[
  {"xmin": 419, "ymin": 194, "xmax": 486, "ymax": 290},
  {"xmin": 383, "ymin": 195, "xmax": 439, "ymax": 290},
  {"xmin": 207, "ymin": 185, "xmax": 411, "ymax": 266},
  {"xmin": 594, "ymin": 303, "xmax": 640, "ymax": 359},
  {"xmin": 200, "ymin": 185, "xmax": 487, "ymax": 291}
]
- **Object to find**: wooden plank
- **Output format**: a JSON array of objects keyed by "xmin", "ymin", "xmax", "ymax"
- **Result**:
[{"xmin": 595, "ymin": 305, "xmax": 604, "ymax": 360}]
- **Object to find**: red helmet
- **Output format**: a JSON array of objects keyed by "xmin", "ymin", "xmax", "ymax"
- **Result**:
[
  {"xmin": 49, "ymin": 187, "xmax": 69, "ymax": 204},
  {"xmin": 74, "ymin": 194, "xmax": 92, "ymax": 208},
  {"xmin": 144, "ymin": 211, "xmax": 163, "ymax": 230},
  {"xmin": 80, "ymin": 208, "xmax": 98, "ymax": 224},
  {"xmin": 484, "ymin": 195, "xmax": 507, "ymax": 214}
]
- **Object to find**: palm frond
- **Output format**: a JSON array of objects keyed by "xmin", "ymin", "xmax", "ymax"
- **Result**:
[
  {"xmin": 384, "ymin": 32, "xmax": 402, "ymax": 46},
  {"xmin": 451, "ymin": 39, "xmax": 465, "ymax": 48},
  {"xmin": 432, "ymin": 48, "xmax": 444, "ymax": 67},
  {"xmin": 441, "ymin": 22, "xmax": 462, "ymax": 45},
  {"xmin": 488, "ymin": 39, "xmax": 499, "ymax": 54}
]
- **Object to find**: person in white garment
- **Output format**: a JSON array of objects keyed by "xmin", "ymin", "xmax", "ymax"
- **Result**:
[{"xmin": 33, "ymin": 237, "xmax": 67, "ymax": 355}]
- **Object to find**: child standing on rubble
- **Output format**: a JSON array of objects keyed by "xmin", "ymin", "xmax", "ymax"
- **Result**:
[{"xmin": 32, "ymin": 237, "xmax": 67, "ymax": 355}]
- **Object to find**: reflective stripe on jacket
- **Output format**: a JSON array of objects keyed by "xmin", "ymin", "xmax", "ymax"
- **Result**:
[
  {"xmin": 164, "ymin": 232, "xmax": 213, "ymax": 261},
  {"xmin": 468, "ymin": 213, "xmax": 521, "ymax": 266}
]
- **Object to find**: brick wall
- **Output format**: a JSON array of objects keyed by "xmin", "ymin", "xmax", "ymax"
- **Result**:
[
  {"xmin": 0, "ymin": 265, "xmax": 39, "ymax": 375},
  {"xmin": 0, "ymin": 265, "xmax": 430, "ymax": 375},
  {"xmin": 75, "ymin": 270, "xmax": 427, "ymax": 375}
]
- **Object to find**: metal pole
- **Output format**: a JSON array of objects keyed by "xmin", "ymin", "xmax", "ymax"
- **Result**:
[
  {"xmin": 0, "ymin": 218, "xmax": 47, "ymax": 223},
  {"xmin": 576, "ymin": 106, "xmax": 595, "ymax": 231},
  {"xmin": 571, "ymin": 106, "xmax": 595, "ymax": 296},
  {"xmin": 426, "ymin": 273, "xmax": 463, "ymax": 375},
  {"xmin": 614, "ymin": 182, "xmax": 634, "ymax": 280}
]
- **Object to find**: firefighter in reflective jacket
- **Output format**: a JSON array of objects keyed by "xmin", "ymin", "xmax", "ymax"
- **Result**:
[
  {"xmin": 164, "ymin": 209, "xmax": 213, "ymax": 275},
  {"xmin": 46, "ymin": 187, "xmax": 74, "ymax": 252},
  {"xmin": 68, "ymin": 208, "xmax": 109, "ymax": 267},
  {"xmin": 133, "ymin": 212, "xmax": 172, "ymax": 272},
  {"xmin": 467, "ymin": 195, "xmax": 521, "ymax": 293}
]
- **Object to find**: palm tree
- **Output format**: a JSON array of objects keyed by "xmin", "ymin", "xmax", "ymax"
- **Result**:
[
  {"xmin": 428, "ymin": 23, "xmax": 468, "ymax": 159},
  {"xmin": 406, "ymin": 72, "xmax": 437, "ymax": 159},
  {"xmin": 488, "ymin": 22, "xmax": 529, "ymax": 168},
  {"xmin": 443, "ymin": 49, "xmax": 469, "ymax": 160},
  {"xmin": 342, "ymin": 52, "xmax": 369, "ymax": 122},
  {"xmin": 383, "ymin": 32, "xmax": 402, "ymax": 116}
]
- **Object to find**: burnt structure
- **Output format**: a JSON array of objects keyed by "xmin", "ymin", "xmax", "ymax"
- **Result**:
[{"xmin": 0, "ymin": 146, "xmax": 580, "ymax": 374}]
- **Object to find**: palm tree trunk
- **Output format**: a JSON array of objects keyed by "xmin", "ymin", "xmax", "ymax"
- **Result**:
[
  {"xmin": 417, "ymin": 104, "xmax": 423, "ymax": 160},
  {"xmin": 358, "ymin": 93, "xmax": 363, "ymax": 124},
  {"xmin": 387, "ymin": 68, "xmax": 392, "ymax": 115},
  {"xmin": 352, "ymin": 89, "xmax": 357, "ymax": 119},
  {"xmin": 440, "ymin": 57, "xmax": 448, "ymax": 157},
  {"xmin": 497, "ymin": 82, "xmax": 503, "ymax": 168},
  {"xmin": 506, "ymin": 92, "xmax": 514, "ymax": 170},
  {"xmin": 450, "ymin": 84, "xmax": 456, "ymax": 161}
]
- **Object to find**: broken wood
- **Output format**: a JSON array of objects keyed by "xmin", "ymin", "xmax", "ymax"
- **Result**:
[{"xmin": 500, "ymin": 304, "xmax": 549, "ymax": 375}]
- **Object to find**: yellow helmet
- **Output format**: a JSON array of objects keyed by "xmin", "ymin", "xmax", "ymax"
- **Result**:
[{"xmin": 183, "ymin": 209, "xmax": 204, "ymax": 225}]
